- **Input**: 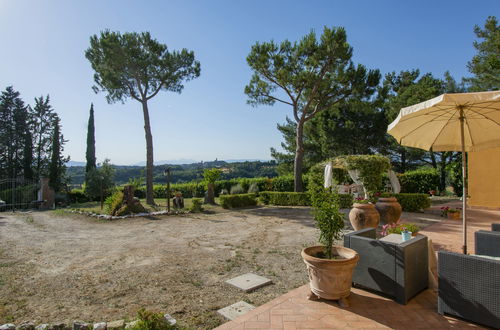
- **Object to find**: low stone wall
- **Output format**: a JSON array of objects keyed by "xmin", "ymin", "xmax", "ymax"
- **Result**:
[
  {"xmin": 0, "ymin": 314, "xmax": 176, "ymax": 330},
  {"xmin": 65, "ymin": 209, "xmax": 189, "ymax": 220}
]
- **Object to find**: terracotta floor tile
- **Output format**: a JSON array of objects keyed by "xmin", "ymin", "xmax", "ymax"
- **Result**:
[{"xmin": 242, "ymin": 321, "xmax": 272, "ymax": 329}]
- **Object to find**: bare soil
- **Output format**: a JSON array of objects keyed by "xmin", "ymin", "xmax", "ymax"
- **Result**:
[{"xmin": 0, "ymin": 207, "xmax": 319, "ymax": 329}]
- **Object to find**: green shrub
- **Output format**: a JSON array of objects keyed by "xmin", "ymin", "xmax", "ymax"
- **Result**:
[
  {"xmin": 189, "ymin": 198, "xmax": 203, "ymax": 213},
  {"xmin": 68, "ymin": 189, "xmax": 89, "ymax": 203},
  {"xmin": 399, "ymin": 168, "xmax": 439, "ymax": 194},
  {"xmin": 259, "ymin": 192, "xmax": 310, "ymax": 206},
  {"xmin": 219, "ymin": 193, "xmax": 257, "ymax": 209},
  {"xmin": 380, "ymin": 193, "xmax": 430, "ymax": 212},
  {"xmin": 336, "ymin": 193, "xmax": 354, "ymax": 209},
  {"xmin": 271, "ymin": 175, "xmax": 294, "ymax": 192},
  {"xmin": 230, "ymin": 184, "xmax": 245, "ymax": 194},
  {"xmin": 104, "ymin": 191, "xmax": 124, "ymax": 215},
  {"xmin": 247, "ymin": 182, "xmax": 259, "ymax": 193},
  {"xmin": 130, "ymin": 308, "xmax": 179, "ymax": 330}
]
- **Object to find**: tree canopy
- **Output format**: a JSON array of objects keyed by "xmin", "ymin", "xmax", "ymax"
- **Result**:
[
  {"xmin": 245, "ymin": 26, "xmax": 380, "ymax": 191},
  {"xmin": 85, "ymin": 30, "xmax": 201, "ymax": 205}
]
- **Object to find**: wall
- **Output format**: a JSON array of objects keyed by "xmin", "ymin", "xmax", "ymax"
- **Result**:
[{"xmin": 468, "ymin": 147, "xmax": 500, "ymax": 208}]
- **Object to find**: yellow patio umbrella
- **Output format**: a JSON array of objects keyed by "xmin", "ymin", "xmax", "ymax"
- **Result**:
[{"xmin": 387, "ymin": 90, "xmax": 500, "ymax": 254}]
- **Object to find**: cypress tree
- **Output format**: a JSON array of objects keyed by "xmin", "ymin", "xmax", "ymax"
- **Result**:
[
  {"xmin": 85, "ymin": 103, "xmax": 96, "ymax": 175},
  {"xmin": 49, "ymin": 116, "xmax": 62, "ymax": 192}
]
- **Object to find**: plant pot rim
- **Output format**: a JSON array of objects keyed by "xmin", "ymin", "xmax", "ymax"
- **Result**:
[
  {"xmin": 376, "ymin": 197, "xmax": 398, "ymax": 202},
  {"xmin": 352, "ymin": 203, "xmax": 375, "ymax": 208},
  {"xmin": 301, "ymin": 245, "xmax": 359, "ymax": 264}
]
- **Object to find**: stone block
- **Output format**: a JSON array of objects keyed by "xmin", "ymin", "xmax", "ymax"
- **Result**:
[
  {"xmin": 217, "ymin": 301, "xmax": 255, "ymax": 320},
  {"xmin": 225, "ymin": 273, "xmax": 272, "ymax": 292},
  {"xmin": 104, "ymin": 321, "xmax": 123, "ymax": 330}
]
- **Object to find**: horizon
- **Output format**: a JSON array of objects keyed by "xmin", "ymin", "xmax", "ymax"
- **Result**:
[{"xmin": 1, "ymin": 0, "xmax": 498, "ymax": 164}]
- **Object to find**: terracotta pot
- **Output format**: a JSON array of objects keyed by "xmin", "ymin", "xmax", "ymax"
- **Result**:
[
  {"xmin": 301, "ymin": 246, "xmax": 359, "ymax": 300},
  {"xmin": 447, "ymin": 212, "xmax": 460, "ymax": 220},
  {"xmin": 375, "ymin": 197, "xmax": 402, "ymax": 225},
  {"xmin": 349, "ymin": 203, "xmax": 380, "ymax": 230}
]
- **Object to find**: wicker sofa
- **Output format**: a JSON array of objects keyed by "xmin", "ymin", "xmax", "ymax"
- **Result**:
[
  {"xmin": 343, "ymin": 228, "xmax": 428, "ymax": 304},
  {"xmin": 437, "ymin": 224, "xmax": 500, "ymax": 329}
]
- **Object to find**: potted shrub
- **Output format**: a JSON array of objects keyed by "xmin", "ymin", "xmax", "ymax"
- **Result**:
[
  {"xmin": 301, "ymin": 191, "xmax": 359, "ymax": 306},
  {"xmin": 440, "ymin": 206, "xmax": 461, "ymax": 220}
]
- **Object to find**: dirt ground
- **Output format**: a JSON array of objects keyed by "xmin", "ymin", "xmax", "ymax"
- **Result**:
[{"xmin": 0, "ymin": 207, "xmax": 321, "ymax": 329}]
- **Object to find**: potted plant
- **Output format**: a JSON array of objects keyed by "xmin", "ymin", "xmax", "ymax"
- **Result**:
[
  {"xmin": 301, "ymin": 191, "xmax": 359, "ymax": 306},
  {"xmin": 381, "ymin": 220, "xmax": 420, "ymax": 237},
  {"xmin": 349, "ymin": 197, "xmax": 380, "ymax": 230},
  {"xmin": 440, "ymin": 206, "xmax": 461, "ymax": 220}
]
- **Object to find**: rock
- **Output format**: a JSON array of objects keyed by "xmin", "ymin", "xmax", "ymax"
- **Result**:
[
  {"xmin": 72, "ymin": 322, "xmax": 90, "ymax": 330},
  {"xmin": 35, "ymin": 325, "xmax": 49, "ymax": 330},
  {"xmin": 163, "ymin": 314, "xmax": 176, "ymax": 326},
  {"xmin": 92, "ymin": 324, "xmax": 106, "ymax": 330},
  {"xmin": 123, "ymin": 321, "xmax": 137, "ymax": 330},
  {"xmin": 49, "ymin": 323, "xmax": 68, "ymax": 330},
  {"xmin": 0, "ymin": 324, "xmax": 16, "ymax": 330},
  {"xmin": 17, "ymin": 323, "xmax": 34, "ymax": 330},
  {"xmin": 105, "ymin": 321, "xmax": 124, "ymax": 330}
]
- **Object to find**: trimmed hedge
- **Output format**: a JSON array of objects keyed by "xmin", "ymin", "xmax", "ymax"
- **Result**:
[
  {"xmin": 399, "ymin": 168, "xmax": 439, "ymax": 194},
  {"xmin": 219, "ymin": 193, "xmax": 258, "ymax": 209},
  {"xmin": 381, "ymin": 193, "xmax": 430, "ymax": 212},
  {"xmin": 259, "ymin": 191, "xmax": 353, "ymax": 209},
  {"xmin": 259, "ymin": 192, "xmax": 310, "ymax": 206},
  {"xmin": 67, "ymin": 189, "xmax": 90, "ymax": 203}
]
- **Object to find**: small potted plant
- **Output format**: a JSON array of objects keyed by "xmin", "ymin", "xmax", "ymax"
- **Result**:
[
  {"xmin": 301, "ymin": 190, "xmax": 359, "ymax": 306},
  {"xmin": 381, "ymin": 220, "xmax": 420, "ymax": 237},
  {"xmin": 440, "ymin": 206, "xmax": 461, "ymax": 220}
]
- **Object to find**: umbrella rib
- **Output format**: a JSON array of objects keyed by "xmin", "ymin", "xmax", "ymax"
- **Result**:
[
  {"xmin": 468, "ymin": 107, "xmax": 500, "ymax": 127},
  {"xmin": 428, "ymin": 108, "xmax": 459, "ymax": 148}
]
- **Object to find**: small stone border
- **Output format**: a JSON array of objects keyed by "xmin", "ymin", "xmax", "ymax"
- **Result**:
[
  {"xmin": 0, "ymin": 315, "xmax": 176, "ymax": 330},
  {"xmin": 64, "ymin": 209, "xmax": 190, "ymax": 220}
]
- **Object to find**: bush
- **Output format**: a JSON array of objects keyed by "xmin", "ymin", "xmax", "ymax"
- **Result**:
[
  {"xmin": 230, "ymin": 184, "xmax": 245, "ymax": 194},
  {"xmin": 219, "ymin": 193, "xmax": 257, "ymax": 209},
  {"xmin": 247, "ymin": 182, "xmax": 259, "ymax": 193},
  {"xmin": 104, "ymin": 190, "xmax": 124, "ymax": 215},
  {"xmin": 131, "ymin": 308, "xmax": 179, "ymax": 330},
  {"xmin": 68, "ymin": 189, "xmax": 89, "ymax": 203},
  {"xmin": 336, "ymin": 193, "xmax": 354, "ymax": 209},
  {"xmin": 380, "ymin": 193, "xmax": 430, "ymax": 212},
  {"xmin": 189, "ymin": 198, "xmax": 203, "ymax": 213},
  {"xmin": 259, "ymin": 192, "xmax": 310, "ymax": 206},
  {"xmin": 399, "ymin": 168, "xmax": 439, "ymax": 194},
  {"xmin": 271, "ymin": 175, "xmax": 294, "ymax": 192}
]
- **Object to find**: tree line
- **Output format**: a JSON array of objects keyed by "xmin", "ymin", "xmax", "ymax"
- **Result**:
[{"xmin": 0, "ymin": 87, "xmax": 68, "ymax": 191}]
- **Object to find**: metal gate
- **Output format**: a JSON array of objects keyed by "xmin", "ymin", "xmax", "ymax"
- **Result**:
[{"xmin": 0, "ymin": 178, "xmax": 40, "ymax": 211}]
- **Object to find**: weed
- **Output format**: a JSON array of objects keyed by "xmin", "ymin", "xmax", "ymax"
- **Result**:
[
  {"xmin": 24, "ymin": 215, "xmax": 34, "ymax": 223},
  {"xmin": 129, "ymin": 308, "xmax": 181, "ymax": 330}
]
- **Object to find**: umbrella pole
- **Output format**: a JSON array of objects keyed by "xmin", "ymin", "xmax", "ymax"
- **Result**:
[{"xmin": 460, "ymin": 107, "xmax": 467, "ymax": 254}]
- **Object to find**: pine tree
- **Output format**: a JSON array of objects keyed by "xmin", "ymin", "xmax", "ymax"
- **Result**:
[
  {"xmin": 32, "ymin": 95, "xmax": 57, "ymax": 178},
  {"xmin": 85, "ymin": 103, "xmax": 96, "ymax": 175}
]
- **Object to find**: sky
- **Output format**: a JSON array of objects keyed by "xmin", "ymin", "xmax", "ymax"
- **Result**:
[{"xmin": 0, "ymin": 1, "xmax": 498, "ymax": 165}]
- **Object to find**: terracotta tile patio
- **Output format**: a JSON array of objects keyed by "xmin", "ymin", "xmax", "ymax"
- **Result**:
[{"xmin": 216, "ymin": 202, "xmax": 499, "ymax": 329}]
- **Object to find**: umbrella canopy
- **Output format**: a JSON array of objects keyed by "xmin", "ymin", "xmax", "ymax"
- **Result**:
[
  {"xmin": 387, "ymin": 90, "xmax": 500, "ymax": 254},
  {"xmin": 388, "ymin": 91, "xmax": 500, "ymax": 152}
]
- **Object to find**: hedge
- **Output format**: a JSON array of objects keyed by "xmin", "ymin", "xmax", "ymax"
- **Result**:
[
  {"xmin": 259, "ymin": 191, "xmax": 353, "ymax": 209},
  {"xmin": 219, "ymin": 193, "xmax": 258, "ymax": 209},
  {"xmin": 380, "ymin": 193, "xmax": 430, "ymax": 212},
  {"xmin": 259, "ymin": 192, "xmax": 310, "ymax": 206},
  {"xmin": 399, "ymin": 168, "xmax": 439, "ymax": 194}
]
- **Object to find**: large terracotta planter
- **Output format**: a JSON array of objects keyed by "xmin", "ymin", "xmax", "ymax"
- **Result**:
[
  {"xmin": 375, "ymin": 197, "xmax": 402, "ymax": 225},
  {"xmin": 447, "ymin": 212, "xmax": 460, "ymax": 220},
  {"xmin": 301, "ymin": 246, "xmax": 359, "ymax": 301},
  {"xmin": 349, "ymin": 203, "xmax": 380, "ymax": 230}
]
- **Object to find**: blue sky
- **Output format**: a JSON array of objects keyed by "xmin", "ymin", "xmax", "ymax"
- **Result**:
[{"xmin": 0, "ymin": 1, "xmax": 497, "ymax": 165}]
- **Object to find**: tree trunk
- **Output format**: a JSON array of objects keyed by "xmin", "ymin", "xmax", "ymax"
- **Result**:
[
  {"xmin": 438, "ymin": 152, "xmax": 448, "ymax": 193},
  {"xmin": 294, "ymin": 120, "xmax": 305, "ymax": 192},
  {"xmin": 207, "ymin": 183, "xmax": 215, "ymax": 204},
  {"xmin": 141, "ymin": 100, "xmax": 155, "ymax": 205}
]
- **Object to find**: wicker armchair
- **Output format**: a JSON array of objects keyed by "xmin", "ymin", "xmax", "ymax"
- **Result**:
[
  {"xmin": 344, "ymin": 228, "xmax": 428, "ymax": 304},
  {"xmin": 475, "ymin": 226, "xmax": 500, "ymax": 257},
  {"xmin": 438, "ymin": 251, "xmax": 500, "ymax": 329},
  {"xmin": 492, "ymin": 222, "xmax": 500, "ymax": 232}
]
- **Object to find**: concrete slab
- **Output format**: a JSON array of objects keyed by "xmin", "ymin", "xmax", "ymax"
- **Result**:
[
  {"xmin": 225, "ymin": 273, "xmax": 272, "ymax": 292},
  {"xmin": 217, "ymin": 301, "xmax": 255, "ymax": 320}
]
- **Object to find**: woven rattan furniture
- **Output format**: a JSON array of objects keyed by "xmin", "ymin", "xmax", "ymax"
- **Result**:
[
  {"xmin": 475, "ymin": 226, "xmax": 500, "ymax": 257},
  {"xmin": 343, "ymin": 228, "xmax": 428, "ymax": 304},
  {"xmin": 438, "ymin": 251, "xmax": 500, "ymax": 329},
  {"xmin": 492, "ymin": 222, "xmax": 500, "ymax": 231}
]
